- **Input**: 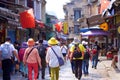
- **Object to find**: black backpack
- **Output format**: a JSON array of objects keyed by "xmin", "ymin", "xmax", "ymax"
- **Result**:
[
  {"xmin": 73, "ymin": 45, "xmax": 82, "ymax": 58},
  {"xmin": 37, "ymin": 45, "xmax": 46, "ymax": 59},
  {"xmin": 84, "ymin": 51, "xmax": 90, "ymax": 60}
]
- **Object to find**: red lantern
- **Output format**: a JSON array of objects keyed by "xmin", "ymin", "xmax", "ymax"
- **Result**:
[
  {"xmin": 20, "ymin": 8, "xmax": 35, "ymax": 28},
  {"xmin": 55, "ymin": 22, "xmax": 62, "ymax": 32}
]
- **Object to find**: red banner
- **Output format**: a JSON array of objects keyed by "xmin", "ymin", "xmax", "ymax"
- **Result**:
[{"xmin": 20, "ymin": 8, "xmax": 35, "ymax": 28}]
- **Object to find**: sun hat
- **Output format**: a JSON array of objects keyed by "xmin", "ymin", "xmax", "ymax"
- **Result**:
[
  {"xmin": 21, "ymin": 42, "xmax": 28, "ymax": 48},
  {"xmin": 48, "ymin": 37, "xmax": 58, "ymax": 45},
  {"xmin": 27, "ymin": 38, "xmax": 35, "ymax": 46},
  {"xmin": 72, "ymin": 37, "xmax": 80, "ymax": 44}
]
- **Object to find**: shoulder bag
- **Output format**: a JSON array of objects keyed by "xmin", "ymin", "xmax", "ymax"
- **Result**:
[{"xmin": 51, "ymin": 47, "xmax": 64, "ymax": 66}]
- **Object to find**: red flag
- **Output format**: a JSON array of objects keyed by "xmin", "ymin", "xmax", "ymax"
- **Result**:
[
  {"xmin": 20, "ymin": 8, "xmax": 35, "ymax": 28},
  {"xmin": 55, "ymin": 22, "xmax": 62, "ymax": 32},
  {"xmin": 100, "ymin": 0, "xmax": 110, "ymax": 14}
]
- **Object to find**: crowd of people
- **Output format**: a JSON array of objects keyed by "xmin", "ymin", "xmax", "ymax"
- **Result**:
[{"xmin": 0, "ymin": 36, "xmax": 103, "ymax": 80}]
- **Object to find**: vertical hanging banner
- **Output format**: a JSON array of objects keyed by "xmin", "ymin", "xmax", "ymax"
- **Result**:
[
  {"xmin": 54, "ymin": 22, "xmax": 62, "ymax": 32},
  {"xmin": 63, "ymin": 22, "xmax": 68, "ymax": 34},
  {"xmin": 19, "ymin": 8, "xmax": 35, "ymax": 28}
]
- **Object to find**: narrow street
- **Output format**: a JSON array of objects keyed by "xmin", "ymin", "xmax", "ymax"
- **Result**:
[{"xmin": 0, "ymin": 57, "xmax": 112, "ymax": 80}]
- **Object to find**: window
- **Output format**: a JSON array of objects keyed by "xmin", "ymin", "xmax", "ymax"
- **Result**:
[
  {"xmin": 74, "ymin": 8, "xmax": 81, "ymax": 21},
  {"xmin": 27, "ymin": 0, "xmax": 34, "ymax": 8},
  {"xmin": 74, "ymin": 25, "xmax": 80, "ymax": 34}
]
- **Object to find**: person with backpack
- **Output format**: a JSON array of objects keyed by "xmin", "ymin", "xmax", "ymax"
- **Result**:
[
  {"xmin": 69, "ymin": 37, "xmax": 86, "ymax": 80},
  {"xmin": 36, "ymin": 39, "xmax": 47, "ymax": 79},
  {"xmin": 18, "ymin": 42, "xmax": 28, "ymax": 78},
  {"xmin": 0, "ymin": 37, "xmax": 20, "ymax": 80}
]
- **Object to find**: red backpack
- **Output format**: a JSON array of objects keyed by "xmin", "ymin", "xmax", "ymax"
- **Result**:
[
  {"xmin": 18, "ymin": 48, "xmax": 26, "ymax": 61},
  {"xmin": 92, "ymin": 49, "xmax": 97, "ymax": 55}
]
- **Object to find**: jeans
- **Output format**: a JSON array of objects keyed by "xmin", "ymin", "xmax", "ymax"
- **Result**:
[
  {"xmin": 20, "ymin": 62, "xmax": 28, "ymax": 75},
  {"xmin": 92, "ymin": 54, "xmax": 98, "ymax": 68},
  {"xmin": 71, "ymin": 60, "xmax": 75, "ymax": 73},
  {"xmin": 82, "ymin": 60, "xmax": 89, "ymax": 74}
]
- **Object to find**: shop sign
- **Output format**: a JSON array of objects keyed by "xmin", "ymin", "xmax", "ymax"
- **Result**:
[{"xmin": 87, "ymin": 14, "xmax": 105, "ymax": 27}]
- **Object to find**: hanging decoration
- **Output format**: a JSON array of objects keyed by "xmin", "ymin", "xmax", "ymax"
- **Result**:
[
  {"xmin": 100, "ymin": 22, "xmax": 108, "ymax": 31},
  {"xmin": 63, "ymin": 22, "xmax": 68, "ymax": 34},
  {"xmin": 54, "ymin": 22, "xmax": 62, "ymax": 32},
  {"xmin": 19, "ymin": 8, "xmax": 35, "ymax": 28},
  {"xmin": 117, "ymin": 26, "xmax": 120, "ymax": 34}
]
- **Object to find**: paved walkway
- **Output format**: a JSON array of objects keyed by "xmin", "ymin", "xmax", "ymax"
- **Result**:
[{"xmin": 0, "ymin": 56, "xmax": 120, "ymax": 80}]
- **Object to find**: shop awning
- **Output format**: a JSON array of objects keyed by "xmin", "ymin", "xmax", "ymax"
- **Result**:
[
  {"xmin": 36, "ymin": 20, "xmax": 45, "ymax": 28},
  {"xmin": 81, "ymin": 29, "xmax": 110, "ymax": 36},
  {"xmin": 80, "ymin": 25, "xmax": 101, "ymax": 33}
]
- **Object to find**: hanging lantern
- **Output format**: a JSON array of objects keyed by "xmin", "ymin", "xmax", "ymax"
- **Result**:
[
  {"xmin": 117, "ymin": 26, "xmax": 120, "ymax": 34},
  {"xmin": 19, "ymin": 8, "xmax": 35, "ymax": 28},
  {"xmin": 100, "ymin": 22, "xmax": 108, "ymax": 31},
  {"xmin": 54, "ymin": 22, "xmax": 62, "ymax": 32},
  {"xmin": 63, "ymin": 22, "xmax": 68, "ymax": 34}
]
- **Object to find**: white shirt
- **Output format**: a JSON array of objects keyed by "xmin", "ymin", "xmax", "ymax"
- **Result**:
[
  {"xmin": 61, "ymin": 45, "xmax": 68, "ymax": 54},
  {"xmin": 46, "ymin": 45, "xmax": 64, "ymax": 67},
  {"xmin": 0, "ymin": 42, "xmax": 15, "ymax": 60}
]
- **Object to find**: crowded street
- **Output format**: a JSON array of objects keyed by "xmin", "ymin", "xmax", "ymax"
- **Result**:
[
  {"xmin": 0, "ymin": 56, "xmax": 117, "ymax": 80},
  {"xmin": 1, "ymin": 0, "xmax": 120, "ymax": 80}
]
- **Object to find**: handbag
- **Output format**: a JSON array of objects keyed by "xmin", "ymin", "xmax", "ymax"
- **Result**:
[{"xmin": 51, "ymin": 48, "xmax": 64, "ymax": 66}]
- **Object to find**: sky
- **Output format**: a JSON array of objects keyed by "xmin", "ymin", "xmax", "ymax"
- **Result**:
[{"xmin": 46, "ymin": 0, "xmax": 71, "ymax": 19}]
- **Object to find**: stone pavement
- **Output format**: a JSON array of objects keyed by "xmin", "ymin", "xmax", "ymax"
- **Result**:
[
  {"xmin": 99, "ymin": 56, "xmax": 120, "ymax": 80},
  {"xmin": 0, "ymin": 56, "xmax": 120, "ymax": 80}
]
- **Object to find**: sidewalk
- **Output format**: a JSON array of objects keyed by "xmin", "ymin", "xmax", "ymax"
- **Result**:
[{"xmin": 99, "ymin": 56, "xmax": 120, "ymax": 80}]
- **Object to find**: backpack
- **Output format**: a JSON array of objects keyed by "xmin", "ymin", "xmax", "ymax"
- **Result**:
[
  {"xmin": 73, "ymin": 45, "xmax": 82, "ymax": 58},
  {"xmin": 92, "ymin": 48, "xmax": 97, "ymax": 55},
  {"xmin": 18, "ymin": 48, "xmax": 26, "ymax": 61},
  {"xmin": 37, "ymin": 45, "xmax": 46, "ymax": 59},
  {"xmin": 84, "ymin": 51, "xmax": 90, "ymax": 60},
  {"xmin": 1, "ymin": 44, "xmax": 11, "ymax": 60}
]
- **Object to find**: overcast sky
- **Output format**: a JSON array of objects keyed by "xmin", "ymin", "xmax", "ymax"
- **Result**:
[{"xmin": 46, "ymin": 0, "xmax": 70, "ymax": 19}]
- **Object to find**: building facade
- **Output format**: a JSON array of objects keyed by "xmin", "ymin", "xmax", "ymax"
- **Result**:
[{"xmin": 63, "ymin": 0, "xmax": 99, "ymax": 39}]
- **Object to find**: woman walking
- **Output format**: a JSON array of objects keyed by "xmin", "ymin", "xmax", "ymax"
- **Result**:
[
  {"xmin": 23, "ymin": 38, "xmax": 42, "ymax": 80},
  {"xmin": 46, "ymin": 37, "xmax": 64, "ymax": 80}
]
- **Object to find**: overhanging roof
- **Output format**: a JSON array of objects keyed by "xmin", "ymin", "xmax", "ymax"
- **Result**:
[
  {"xmin": 81, "ymin": 29, "xmax": 110, "ymax": 36},
  {"xmin": 80, "ymin": 25, "xmax": 110, "ymax": 36},
  {"xmin": 80, "ymin": 25, "xmax": 101, "ymax": 33}
]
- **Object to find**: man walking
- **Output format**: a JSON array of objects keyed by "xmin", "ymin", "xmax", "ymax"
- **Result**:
[
  {"xmin": 0, "ymin": 37, "xmax": 20, "ymax": 80},
  {"xmin": 91, "ymin": 41, "xmax": 101, "ymax": 69},
  {"xmin": 68, "ymin": 37, "xmax": 86, "ymax": 80},
  {"xmin": 36, "ymin": 39, "xmax": 47, "ymax": 79}
]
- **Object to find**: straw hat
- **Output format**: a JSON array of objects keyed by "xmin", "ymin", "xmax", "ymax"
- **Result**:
[
  {"xmin": 27, "ymin": 38, "xmax": 35, "ymax": 46},
  {"xmin": 48, "ymin": 37, "xmax": 58, "ymax": 45}
]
